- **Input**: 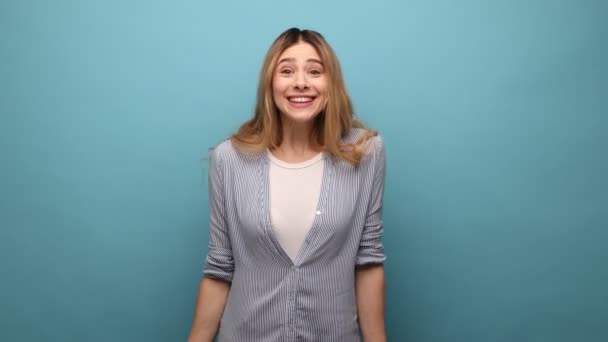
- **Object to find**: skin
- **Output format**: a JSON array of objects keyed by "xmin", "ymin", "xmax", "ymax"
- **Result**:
[
  {"xmin": 356, "ymin": 264, "xmax": 387, "ymax": 342},
  {"xmin": 187, "ymin": 277, "xmax": 229, "ymax": 342},
  {"xmin": 271, "ymin": 41, "xmax": 327, "ymax": 163}
]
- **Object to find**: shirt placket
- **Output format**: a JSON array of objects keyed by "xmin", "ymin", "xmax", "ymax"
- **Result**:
[{"xmin": 287, "ymin": 265, "xmax": 301, "ymax": 341}]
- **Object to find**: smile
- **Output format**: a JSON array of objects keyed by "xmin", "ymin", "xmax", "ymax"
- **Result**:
[{"xmin": 288, "ymin": 96, "xmax": 315, "ymax": 103}]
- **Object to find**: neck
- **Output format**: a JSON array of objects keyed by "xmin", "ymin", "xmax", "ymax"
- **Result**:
[{"xmin": 274, "ymin": 119, "xmax": 321, "ymax": 162}]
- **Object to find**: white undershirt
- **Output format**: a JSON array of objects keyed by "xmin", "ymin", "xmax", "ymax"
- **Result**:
[{"xmin": 268, "ymin": 151, "xmax": 324, "ymax": 261}]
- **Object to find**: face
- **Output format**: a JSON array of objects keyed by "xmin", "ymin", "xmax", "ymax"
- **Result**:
[{"xmin": 272, "ymin": 41, "xmax": 328, "ymax": 125}]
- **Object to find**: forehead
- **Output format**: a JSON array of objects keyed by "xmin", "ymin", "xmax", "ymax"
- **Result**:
[{"xmin": 278, "ymin": 42, "xmax": 321, "ymax": 62}]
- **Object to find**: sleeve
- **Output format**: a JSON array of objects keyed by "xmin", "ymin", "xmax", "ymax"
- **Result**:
[
  {"xmin": 355, "ymin": 135, "xmax": 387, "ymax": 266},
  {"xmin": 202, "ymin": 146, "xmax": 235, "ymax": 282}
]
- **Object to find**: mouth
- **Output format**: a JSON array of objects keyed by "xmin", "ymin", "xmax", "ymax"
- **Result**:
[{"xmin": 288, "ymin": 96, "xmax": 316, "ymax": 104}]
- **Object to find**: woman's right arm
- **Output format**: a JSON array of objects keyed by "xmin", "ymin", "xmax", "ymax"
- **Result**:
[
  {"xmin": 188, "ymin": 146, "xmax": 235, "ymax": 341},
  {"xmin": 187, "ymin": 276, "xmax": 230, "ymax": 342}
]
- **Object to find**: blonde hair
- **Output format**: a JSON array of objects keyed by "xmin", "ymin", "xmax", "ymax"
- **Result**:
[{"xmin": 231, "ymin": 27, "xmax": 376, "ymax": 166}]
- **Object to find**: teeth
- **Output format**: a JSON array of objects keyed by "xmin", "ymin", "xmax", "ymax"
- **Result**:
[{"xmin": 289, "ymin": 97, "xmax": 313, "ymax": 103}]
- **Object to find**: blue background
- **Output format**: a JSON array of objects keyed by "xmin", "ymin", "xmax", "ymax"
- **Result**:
[{"xmin": 1, "ymin": 0, "xmax": 606, "ymax": 341}]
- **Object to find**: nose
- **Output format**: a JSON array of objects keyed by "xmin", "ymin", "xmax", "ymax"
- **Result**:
[{"xmin": 294, "ymin": 72, "xmax": 309, "ymax": 89}]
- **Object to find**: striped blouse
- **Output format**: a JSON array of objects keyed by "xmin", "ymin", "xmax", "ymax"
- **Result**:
[{"xmin": 204, "ymin": 128, "xmax": 387, "ymax": 342}]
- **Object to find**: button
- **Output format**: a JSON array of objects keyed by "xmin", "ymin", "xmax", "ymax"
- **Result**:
[{"xmin": 316, "ymin": 210, "xmax": 321, "ymax": 215}]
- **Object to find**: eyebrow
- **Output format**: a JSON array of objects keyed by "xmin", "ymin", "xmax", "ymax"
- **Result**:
[{"xmin": 278, "ymin": 57, "xmax": 323, "ymax": 65}]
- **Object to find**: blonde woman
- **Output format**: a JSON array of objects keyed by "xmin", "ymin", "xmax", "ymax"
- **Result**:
[{"xmin": 188, "ymin": 28, "xmax": 387, "ymax": 342}]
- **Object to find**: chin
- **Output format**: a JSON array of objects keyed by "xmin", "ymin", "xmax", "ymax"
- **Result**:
[{"xmin": 282, "ymin": 111, "xmax": 322, "ymax": 124}]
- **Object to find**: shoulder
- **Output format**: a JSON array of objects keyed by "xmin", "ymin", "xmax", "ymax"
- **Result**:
[
  {"xmin": 209, "ymin": 138, "xmax": 263, "ymax": 173},
  {"xmin": 341, "ymin": 127, "xmax": 368, "ymax": 144},
  {"xmin": 341, "ymin": 127, "xmax": 385, "ymax": 158},
  {"xmin": 210, "ymin": 139, "xmax": 234, "ymax": 159},
  {"xmin": 342, "ymin": 127, "xmax": 383, "ymax": 146}
]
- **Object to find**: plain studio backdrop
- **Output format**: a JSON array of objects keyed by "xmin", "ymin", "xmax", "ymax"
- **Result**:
[{"xmin": 1, "ymin": 0, "xmax": 606, "ymax": 341}]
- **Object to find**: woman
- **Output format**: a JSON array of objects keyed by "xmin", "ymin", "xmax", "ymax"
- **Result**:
[{"xmin": 188, "ymin": 28, "xmax": 387, "ymax": 342}]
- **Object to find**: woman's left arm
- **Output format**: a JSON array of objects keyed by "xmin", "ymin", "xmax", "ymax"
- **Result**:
[
  {"xmin": 356, "ymin": 264, "xmax": 386, "ymax": 342},
  {"xmin": 355, "ymin": 135, "xmax": 388, "ymax": 341}
]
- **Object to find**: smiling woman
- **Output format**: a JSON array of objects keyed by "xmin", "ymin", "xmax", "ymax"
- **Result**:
[
  {"xmin": 188, "ymin": 28, "xmax": 387, "ymax": 342},
  {"xmin": 273, "ymin": 43, "xmax": 328, "ymax": 125},
  {"xmin": 231, "ymin": 28, "xmax": 377, "ymax": 166}
]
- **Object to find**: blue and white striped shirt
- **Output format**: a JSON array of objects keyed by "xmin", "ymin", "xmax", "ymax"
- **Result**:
[{"xmin": 204, "ymin": 128, "xmax": 386, "ymax": 342}]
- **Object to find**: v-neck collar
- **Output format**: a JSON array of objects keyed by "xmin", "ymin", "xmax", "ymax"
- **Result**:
[{"xmin": 259, "ymin": 152, "xmax": 333, "ymax": 267}]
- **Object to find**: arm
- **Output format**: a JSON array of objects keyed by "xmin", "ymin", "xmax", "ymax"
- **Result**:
[
  {"xmin": 188, "ymin": 146, "xmax": 235, "ymax": 341},
  {"xmin": 187, "ymin": 277, "xmax": 230, "ymax": 342},
  {"xmin": 356, "ymin": 264, "xmax": 386, "ymax": 342},
  {"xmin": 355, "ymin": 135, "xmax": 387, "ymax": 341}
]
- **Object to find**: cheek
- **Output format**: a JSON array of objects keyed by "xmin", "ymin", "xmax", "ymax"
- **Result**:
[
  {"xmin": 272, "ymin": 80, "xmax": 288, "ymax": 100},
  {"xmin": 272, "ymin": 85, "xmax": 283, "ymax": 105},
  {"xmin": 272, "ymin": 92, "xmax": 284, "ymax": 109},
  {"xmin": 316, "ymin": 79, "xmax": 328, "ymax": 98},
  {"xmin": 317, "ymin": 85, "xmax": 328, "ymax": 102}
]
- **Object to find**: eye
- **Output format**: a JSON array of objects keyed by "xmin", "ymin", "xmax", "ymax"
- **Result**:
[
  {"xmin": 279, "ymin": 68, "xmax": 293, "ymax": 75},
  {"xmin": 310, "ymin": 69, "xmax": 322, "ymax": 75}
]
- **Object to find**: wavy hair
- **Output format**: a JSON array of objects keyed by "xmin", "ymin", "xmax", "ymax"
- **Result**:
[{"xmin": 231, "ymin": 27, "xmax": 375, "ymax": 166}]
